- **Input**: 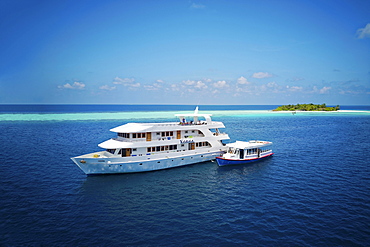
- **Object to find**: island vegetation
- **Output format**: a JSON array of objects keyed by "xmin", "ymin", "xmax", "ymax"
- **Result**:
[{"xmin": 273, "ymin": 103, "xmax": 340, "ymax": 111}]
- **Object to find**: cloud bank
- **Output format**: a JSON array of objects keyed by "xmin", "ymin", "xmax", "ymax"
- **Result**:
[
  {"xmin": 356, "ymin": 23, "xmax": 370, "ymax": 39},
  {"xmin": 58, "ymin": 81, "xmax": 85, "ymax": 90}
]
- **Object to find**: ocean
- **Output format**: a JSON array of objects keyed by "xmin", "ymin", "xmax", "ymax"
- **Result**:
[{"xmin": 1, "ymin": 105, "xmax": 369, "ymax": 246}]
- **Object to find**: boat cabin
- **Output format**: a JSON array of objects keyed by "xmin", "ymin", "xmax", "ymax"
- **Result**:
[{"xmin": 225, "ymin": 141, "xmax": 273, "ymax": 160}]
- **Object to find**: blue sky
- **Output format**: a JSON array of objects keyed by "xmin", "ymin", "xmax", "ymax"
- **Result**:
[{"xmin": 1, "ymin": 0, "xmax": 369, "ymax": 105}]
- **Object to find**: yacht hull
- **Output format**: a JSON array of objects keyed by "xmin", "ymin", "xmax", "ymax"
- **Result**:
[{"xmin": 71, "ymin": 151, "xmax": 222, "ymax": 175}]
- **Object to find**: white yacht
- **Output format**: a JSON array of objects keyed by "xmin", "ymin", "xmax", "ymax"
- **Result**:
[{"xmin": 71, "ymin": 107, "xmax": 230, "ymax": 175}]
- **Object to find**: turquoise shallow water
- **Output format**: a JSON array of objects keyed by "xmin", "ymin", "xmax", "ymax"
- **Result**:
[
  {"xmin": 1, "ymin": 105, "xmax": 370, "ymax": 246},
  {"xmin": 1, "ymin": 109, "xmax": 369, "ymax": 121}
]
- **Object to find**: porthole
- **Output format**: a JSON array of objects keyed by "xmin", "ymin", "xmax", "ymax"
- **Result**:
[
  {"xmin": 157, "ymin": 161, "xmax": 160, "ymax": 163},
  {"xmin": 139, "ymin": 163, "xmax": 143, "ymax": 165}
]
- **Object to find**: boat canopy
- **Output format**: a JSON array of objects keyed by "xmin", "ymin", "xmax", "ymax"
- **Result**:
[
  {"xmin": 226, "ymin": 140, "xmax": 272, "ymax": 149},
  {"xmin": 110, "ymin": 123, "xmax": 153, "ymax": 133}
]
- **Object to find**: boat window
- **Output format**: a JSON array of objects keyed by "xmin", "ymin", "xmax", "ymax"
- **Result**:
[
  {"xmin": 161, "ymin": 131, "xmax": 174, "ymax": 137},
  {"xmin": 132, "ymin": 132, "xmax": 146, "ymax": 138},
  {"xmin": 107, "ymin": 149, "xmax": 116, "ymax": 154},
  {"xmin": 118, "ymin": 133, "xmax": 130, "ymax": 138}
]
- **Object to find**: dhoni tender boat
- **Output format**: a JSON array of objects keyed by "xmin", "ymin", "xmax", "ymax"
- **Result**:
[
  {"xmin": 216, "ymin": 140, "xmax": 273, "ymax": 166},
  {"xmin": 71, "ymin": 107, "xmax": 230, "ymax": 175}
]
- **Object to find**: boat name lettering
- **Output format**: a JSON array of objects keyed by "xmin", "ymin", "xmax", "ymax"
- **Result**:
[{"xmin": 180, "ymin": 140, "xmax": 194, "ymax": 143}]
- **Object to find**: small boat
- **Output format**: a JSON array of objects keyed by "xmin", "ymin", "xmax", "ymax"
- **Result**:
[{"xmin": 216, "ymin": 140, "xmax": 273, "ymax": 166}]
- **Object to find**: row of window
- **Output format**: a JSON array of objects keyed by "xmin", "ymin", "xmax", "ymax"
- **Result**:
[
  {"xmin": 147, "ymin": 145, "xmax": 178, "ymax": 152},
  {"xmin": 231, "ymin": 148, "xmax": 271, "ymax": 155},
  {"xmin": 117, "ymin": 133, "xmax": 147, "ymax": 138},
  {"xmin": 118, "ymin": 130, "xmax": 203, "ymax": 139},
  {"xmin": 133, "ymin": 133, "xmax": 146, "ymax": 138},
  {"xmin": 195, "ymin": 142, "xmax": 210, "ymax": 147},
  {"xmin": 161, "ymin": 131, "xmax": 174, "ymax": 137},
  {"xmin": 118, "ymin": 133, "xmax": 130, "ymax": 138}
]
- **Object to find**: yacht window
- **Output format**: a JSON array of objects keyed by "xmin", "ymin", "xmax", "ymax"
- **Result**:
[
  {"xmin": 133, "ymin": 132, "xmax": 146, "ymax": 138},
  {"xmin": 132, "ymin": 148, "xmax": 137, "ymax": 151},
  {"xmin": 118, "ymin": 133, "xmax": 130, "ymax": 138},
  {"xmin": 107, "ymin": 149, "xmax": 116, "ymax": 154}
]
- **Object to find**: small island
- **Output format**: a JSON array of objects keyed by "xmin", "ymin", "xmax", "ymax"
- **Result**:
[{"xmin": 273, "ymin": 103, "xmax": 340, "ymax": 111}]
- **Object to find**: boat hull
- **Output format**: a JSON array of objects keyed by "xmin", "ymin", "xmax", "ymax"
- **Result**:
[
  {"xmin": 71, "ymin": 151, "xmax": 223, "ymax": 175},
  {"xmin": 216, "ymin": 153, "xmax": 273, "ymax": 166}
]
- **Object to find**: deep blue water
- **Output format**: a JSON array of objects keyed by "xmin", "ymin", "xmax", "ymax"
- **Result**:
[{"xmin": 1, "ymin": 105, "xmax": 370, "ymax": 246}]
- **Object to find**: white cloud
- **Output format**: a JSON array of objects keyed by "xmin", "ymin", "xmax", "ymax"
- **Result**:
[
  {"xmin": 144, "ymin": 83, "xmax": 162, "ymax": 91},
  {"xmin": 287, "ymin": 86, "xmax": 302, "ymax": 92},
  {"xmin": 252, "ymin": 72, "xmax": 273, "ymax": 79},
  {"xmin": 236, "ymin": 86, "xmax": 253, "ymax": 93},
  {"xmin": 213, "ymin": 80, "xmax": 228, "ymax": 88},
  {"xmin": 130, "ymin": 83, "xmax": 141, "ymax": 87},
  {"xmin": 99, "ymin": 85, "xmax": 116, "ymax": 91},
  {"xmin": 181, "ymin": 80, "xmax": 207, "ymax": 89},
  {"xmin": 58, "ymin": 81, "xmax": 85, "ymax": 90},
  {"xmin": 113, "ymin": 77, "xmax": 140, "ymax": 88},
  {"xmin": 319, "ymin": 86, "xmax": 331, "ymax": 94},
  {"xmin": 183, "ymin": 80, "xmax": 195, "ymax": 85},
  {"xmin": 237, "ymin": 76, "xmax": 251, "ymax": 85},
  {"xmin": 356, "ymin": 23, "xmax": 370, "ymax": 39},
  {"xmin": 267, "ymin": 81, "xmax": 278, "ymax": 88},
  {"xmin": 190, "ymin": 3, "xmax": 205, "ymax": 9},
  {"xmin": 156, "ymin": 79, "xmax": 164, "ymax": 83},
  {"xmin": 195, "ymin": 81, "xmax": 207, "ymax": 89},
  {"xmin": 113, "ymin": 77, "xmax": 135, "ymax": 85},
  {"xmin": 312, "ymin": 86, "xmax": 332, "ymax": 94}
]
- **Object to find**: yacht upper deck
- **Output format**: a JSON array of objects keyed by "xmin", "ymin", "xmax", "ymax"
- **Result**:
[{"xmin": 110, "ymin": 107, "xmax": 224, "ymax": 133}]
